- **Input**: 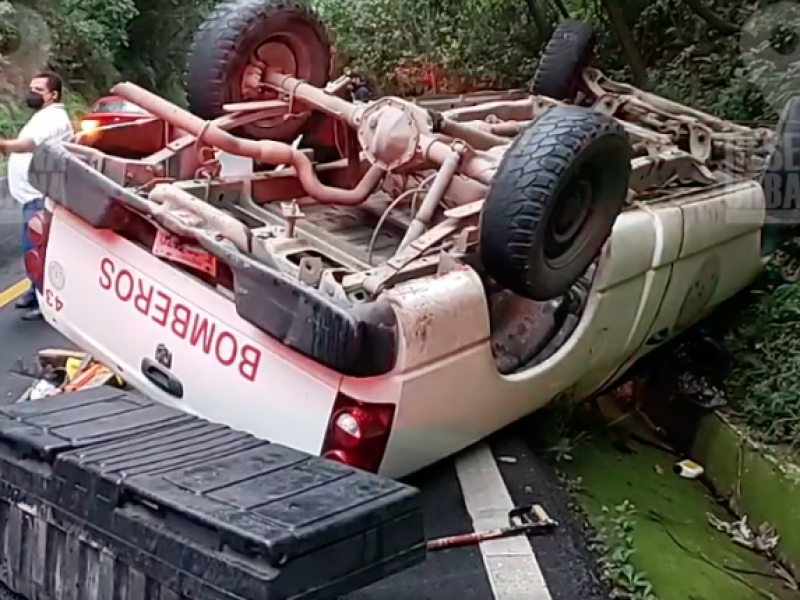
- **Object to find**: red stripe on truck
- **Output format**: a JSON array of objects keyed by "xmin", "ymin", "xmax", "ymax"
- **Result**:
[{"xmin": 98, "ymin": 257, "xmax": 262, "ymax": 382}]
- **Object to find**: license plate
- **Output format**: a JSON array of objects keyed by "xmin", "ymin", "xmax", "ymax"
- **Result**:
[{"xmin": 152, "ymin": 230, "xmax": 217, "ymax": 277}]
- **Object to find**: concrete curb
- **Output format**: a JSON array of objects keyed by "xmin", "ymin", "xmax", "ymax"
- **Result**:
[{"xmin": 691, "ymin": 413, "xmax": 800, "ymax": 576}]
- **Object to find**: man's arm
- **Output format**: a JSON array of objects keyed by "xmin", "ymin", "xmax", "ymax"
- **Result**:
[
  {"xmin": 0, "ymin": 109, "xmax": 73, "ymax": 155},
  {"xmin": 0, "ymin": 138, "xmax": 35, "ymax": 154}
]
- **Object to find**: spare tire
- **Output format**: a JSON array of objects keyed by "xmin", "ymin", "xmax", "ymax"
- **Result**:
[
  {"xmin": 479, "ymin": 106, "xmax": 630, "ymax": 301},
  {"xmin": 185, "ymin": 0, "xmax": 331, "ymax": 142},
  {"xmin": 530, "ymin": 20, "xmax": 594, "ymax": 101}
]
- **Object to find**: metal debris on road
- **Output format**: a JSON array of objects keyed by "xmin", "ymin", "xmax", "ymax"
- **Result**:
[{"xmin": 426, "ymin": 503, "xmax": 557, "ymax": 551}]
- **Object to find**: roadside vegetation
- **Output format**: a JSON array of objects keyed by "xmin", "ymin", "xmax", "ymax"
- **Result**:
[
  {"xmin": 0, "ymin": 0, "xmax": 784, "ymax": 128},
  {"xmin": 713, "ymin": 255, "xmax": 800, "ymax": 451},
  {"xmin": 316, "ymin": 0, "xmax": 777, "ymax": 123},
  {"xmin": 0, "ymin": 0, "xmax": 218, "ymax": 140},
  {"xmin": 0, "ymin": 0, "xmax": 782, "ymax": 172}
]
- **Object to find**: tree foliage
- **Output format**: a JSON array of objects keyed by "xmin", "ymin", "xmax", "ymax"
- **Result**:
[
  {"xmin": 0, "ymin": 0, "xmax": 215, "ymax": 102},
  {"xmin": 0, "ymin": 0, "xmax": 792, "ymax": 126},
  {"xmin": 313, "ymin": 0, "xmax": 544, "ymax": 91},
  {"xmin": 314, "ymin": 0, "xmax": 785, "ymax": 124},
  {"xmin": 117, "ymin": 0, "xmax": 218, "ymax": 101}
]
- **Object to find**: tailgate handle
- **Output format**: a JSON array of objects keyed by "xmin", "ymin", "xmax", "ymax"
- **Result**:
[{"xmin": 141, "ymin": 358, "xmax": 184, "ymax": 398}]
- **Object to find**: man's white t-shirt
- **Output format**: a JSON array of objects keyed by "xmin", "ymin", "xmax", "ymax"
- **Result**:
[{"xmin": 8, "ymin": 103, "xmax": 73, "ymax": 205}]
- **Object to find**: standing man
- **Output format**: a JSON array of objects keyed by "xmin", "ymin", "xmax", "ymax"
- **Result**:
[{"xmin": 0, "ymin": 71, "xmax": 73, "ymax": 321}]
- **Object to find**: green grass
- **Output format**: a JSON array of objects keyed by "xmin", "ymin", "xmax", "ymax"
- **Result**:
[{"xmin": 561, "ymin": 429, "xmax": 799, "ymax": 600}]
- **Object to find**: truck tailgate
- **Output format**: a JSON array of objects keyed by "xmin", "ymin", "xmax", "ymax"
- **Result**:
[
  {"xmin": 42, "ymin": 205, "xmax": 342, "ymax": 455},
  {"xmin": 0, "ymin": 387, "xmax": 425, "ymax": 600}
]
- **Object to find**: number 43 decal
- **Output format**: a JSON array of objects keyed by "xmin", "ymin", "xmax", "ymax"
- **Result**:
[{"xmin": 45, "ymin": 289, "xmax": 64, "ymax": 312}]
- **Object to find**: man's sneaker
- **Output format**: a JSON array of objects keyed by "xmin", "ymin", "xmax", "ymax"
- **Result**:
[
  {"xmin": 14, "ymin": 295, "xmax": 37, "ymax": 310},
  {"xmin": 20, "ymin": 308, "xmax": 43, "ymax": 321}
]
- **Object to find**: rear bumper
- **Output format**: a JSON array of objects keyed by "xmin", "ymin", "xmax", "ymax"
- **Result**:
[
  {"xmin": 29, "ymin": 139, "xmax": 397, "ymax": 377},
  {"xmin": 220, "ymin": 241, "xmax": 397, "ymax": 376},
  {"xmin": 0, "ymin": 387, "xmax": 425, "ymax": 600}
]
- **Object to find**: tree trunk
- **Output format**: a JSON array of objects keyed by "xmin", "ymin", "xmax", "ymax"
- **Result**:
[
  {"xmin": 549, "ymin": 0, "xmax": 570, "ymax": 19},
  {"xmin": 598, "ymin": 0, "xmax": 648, "ymax": 88},
  {"xmin": 523, "ymin": 0, "xmax": 554, "ymax": 43},
  {"xmin": 682, "ymin": 0, "xmax": 738, "ymax": 35}
]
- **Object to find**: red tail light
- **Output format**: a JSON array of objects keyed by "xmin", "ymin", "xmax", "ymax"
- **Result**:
[
  {"xmin": 321, "ymin": 393, "xmax": 395, "ymax": 473},
  {"xmin": 24, "ymin": 209, "xmax": 53, "ymax": 292}
]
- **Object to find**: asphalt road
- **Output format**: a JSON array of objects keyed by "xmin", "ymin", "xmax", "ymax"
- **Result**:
[
  {"xmin": 0, "ymin": 178, "xmax": 21, "ymax": 273},
  {"xmin": 0, "ymin": 220, "xmax": 605, "ymax": 600}
]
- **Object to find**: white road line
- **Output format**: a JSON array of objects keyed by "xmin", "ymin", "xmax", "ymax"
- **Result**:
[{"xmin": 454, "ymin": 442, "xmax": 553, "ymax": 600}]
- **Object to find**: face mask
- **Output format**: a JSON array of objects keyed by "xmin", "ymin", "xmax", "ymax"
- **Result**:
[{"xmin": 25, "ymin": 91, "xmax": 45, "ymax": 110}]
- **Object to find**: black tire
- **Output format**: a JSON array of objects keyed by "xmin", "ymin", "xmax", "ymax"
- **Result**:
[
  {"xmin": 530, "ymin": 20, "xmax": 594, "ymax": 101},
  {"xmin": 479, "ymin": 106, "xmax": 630, "ymax": 301},
  {"xmin": 185, "ymin": 0, "xmax": 331, "ymax": 142},
  {"xmin": 762, "ymin": 96, "xmax": 800, "ymax": 227}
]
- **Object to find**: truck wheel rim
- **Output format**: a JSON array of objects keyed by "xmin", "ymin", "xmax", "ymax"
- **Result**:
[
  {"xmin": 240, "ymin": 32, "xmax": 313, "ymax": 129},
  {"xmin": 545, "ymin": 178, "xmax": 593, "ymax": 268}
]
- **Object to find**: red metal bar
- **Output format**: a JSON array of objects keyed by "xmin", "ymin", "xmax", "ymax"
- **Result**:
[{"xmin": 110, "ymin": 82, "xmax": 384, "ymax": 205}]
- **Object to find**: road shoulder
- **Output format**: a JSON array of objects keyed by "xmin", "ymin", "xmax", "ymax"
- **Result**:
[{"xmin": 489, "ymin": 430, "xmax": 607, "ymax": 600}]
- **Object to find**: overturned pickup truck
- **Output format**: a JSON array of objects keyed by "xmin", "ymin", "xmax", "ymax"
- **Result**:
[
  {"xmin": 11, "ymin": 3, "xmax": 797, "ymax": 597},
  {"xmin": 26, "ymin": 6, "xmax": 790, "ymax": 479}
]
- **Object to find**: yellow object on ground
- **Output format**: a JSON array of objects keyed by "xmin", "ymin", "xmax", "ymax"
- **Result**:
[
  {"xmin": 64, "ymin": 357, "xmax": 83, "ymax": 382},
  {"xmin": 64, "ymin": 360, "xmax": 124, "ymax": 391}
]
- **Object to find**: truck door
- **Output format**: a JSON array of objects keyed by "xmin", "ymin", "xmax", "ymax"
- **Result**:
[
  {"xmin": 610, "ymin": 203, "xmax": 685, "ymax": 359},
  {"xmin": 586, "ymin": 181, "xmax": 764, "ymax": 395},
  {"xmin": 570, "ymin": 202, "xmax": 684, "ymax": 398},
  {"xmin": 638, "ymin": 181, "xmax": 765, "ymax": 356}
]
